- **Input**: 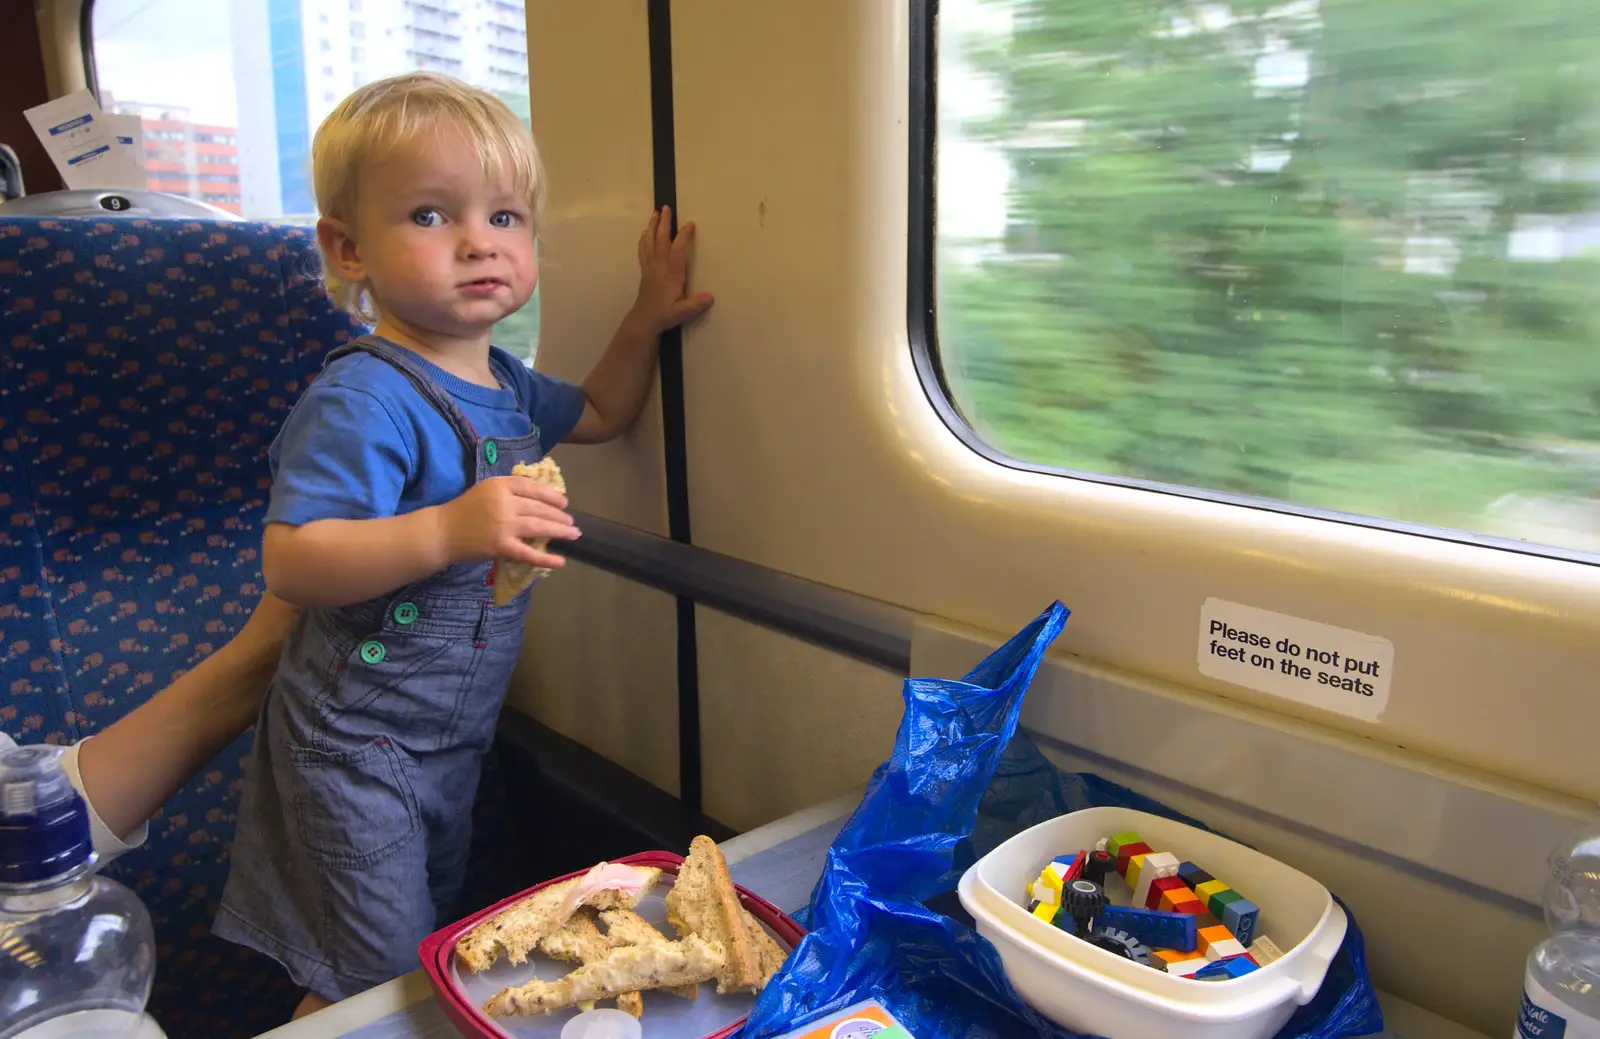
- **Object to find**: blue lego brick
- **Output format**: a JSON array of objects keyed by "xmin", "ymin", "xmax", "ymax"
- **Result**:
[
  {"xmin": 1222, "ymin": 897, "xmax": 1260, "ymax": 947},
  {"xmin": 1177, "ymin": 861, "xmax": 1214, "ymax": 888},
  {"xmin": 1051, "ymin": 852, "xmax": 1086, "ymax": 880},
  {"xmin": 1193, "ymin": 955, "xmax": 1259, "ymax": 980},
  {"xmin": 1095, "ymin": 905, "xmax": 1197, "ymax": 953}
]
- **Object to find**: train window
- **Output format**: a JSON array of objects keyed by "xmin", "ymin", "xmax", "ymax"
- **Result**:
[
  {"xmin": 931, "ymin": 0, "xmax": 1600, "ymax": 559},
  {"xmin": 85, "ymin": 0, "xmax": 541, "ymax": 364}
]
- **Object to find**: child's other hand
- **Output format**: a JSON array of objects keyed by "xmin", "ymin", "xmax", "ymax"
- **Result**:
[
  {"xmin": 631, "ymin": 205, "xmax": 715, "ymax": 335},
  {"xmin": 439, "ymin": 476, "xmax": 579, "ymax": 569}
]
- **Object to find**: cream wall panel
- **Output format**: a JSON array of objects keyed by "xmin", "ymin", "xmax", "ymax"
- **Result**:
[
  {"xmin": 508, "ymin": 561, "xmax": 680, "ymax": 797},
  {"xmin": 696, "ymin": 607, "xmax": 902, "ymax": 831},
  {"xmin": 668, "ymin": 0, "xmax": 1600, "ymax": 800},
  {"xmin": 513, "ymin": 2, "xmax": 674, "ymax": 781},
  {"xmin": 527, "ymin": 0, "xmax": 667, "ymax": 536}
]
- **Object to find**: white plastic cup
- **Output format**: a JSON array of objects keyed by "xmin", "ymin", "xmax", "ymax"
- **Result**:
[{"xmin": 559, "ymin": 1009, "xmax": 644, "ymax": 1039}]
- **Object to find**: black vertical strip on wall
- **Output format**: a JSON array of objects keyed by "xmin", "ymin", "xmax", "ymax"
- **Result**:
[{"xmin": 646, "ymin": 0, "xmax": 702, "ymax": 816}]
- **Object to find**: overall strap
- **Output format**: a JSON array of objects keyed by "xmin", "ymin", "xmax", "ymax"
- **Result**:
[{"xmin": 324, "ymin": 335, "xmax": 481, "ymax": 453}]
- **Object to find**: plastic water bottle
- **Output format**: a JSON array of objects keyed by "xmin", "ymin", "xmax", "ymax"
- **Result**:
[
  {"xmin": 0, "ymin": 745, "xmax": 161, "ymax": 1039},
  {"xmin": 1516, "ymin": 822, "xmax": 1600, "ymax": 1038}
]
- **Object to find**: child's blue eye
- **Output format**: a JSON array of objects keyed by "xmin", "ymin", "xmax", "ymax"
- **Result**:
[
  {"xmin": 411, "ymin": 208, "xmax": 441, "ymax": 227},
  {"xmin": 490, "ymin": 211, "xmax": 517, "ymax": 229}
]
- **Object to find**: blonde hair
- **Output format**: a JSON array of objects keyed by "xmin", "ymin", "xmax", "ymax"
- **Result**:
[{"xmin": 311, "ymin": 71, "xmax": 546, "ymax": 322}]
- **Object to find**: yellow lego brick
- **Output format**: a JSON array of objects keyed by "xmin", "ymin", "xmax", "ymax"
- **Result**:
[{"xmin": 1126, "ymin": 853, "xmax": 1149, "ymax": 894}]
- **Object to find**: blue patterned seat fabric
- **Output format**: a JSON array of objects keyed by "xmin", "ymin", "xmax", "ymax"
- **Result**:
[{"xmin": 0, "ymin": 216, "xmax": 518, "ymax": 1038}]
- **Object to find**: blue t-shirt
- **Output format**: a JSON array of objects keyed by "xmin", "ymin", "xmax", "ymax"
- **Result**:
[{"xmin": 265, "ymin": 343, "xmax": 587, "ymax": 527}]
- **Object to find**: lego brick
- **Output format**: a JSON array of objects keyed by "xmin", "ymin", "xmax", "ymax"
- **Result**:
[
  {"xmin": 1134, "ymin": 852, "xmax": 1180, "ymax": 908},
  {"xmin": 1115, "ymin": 842, "xmax": 1153, "ymax": 876},
  {"xmin": 1125, "ymin": 853, "xmax": 1150, "ymax": 894},
  {"xmin": 1177, "ymin": 861, "xmax": 1213, "ymax": 888},
  {"xmin": 1152, "ymin": 949, "xmax": 1208, "ymax": 977},
  {"xmin": 1142, "ymin": 851, "xmax": 1181, "ymax": 876},
  {"xmin": 1170, "ymin": 895, "xmax": 1207, "ymax": 916},
  {"xmin": 1194, "ymin": 955, "xmax": 1259, "ymax": 980},
  {"xmin": 1096, "ymin": 837, "xmax": 1109, "ymax": 853},
  {"xmin": 1197, "ymin": 923, "xmax": 1238, "ymax": 958},
  {"xmin": 1249, "ymin": 935, "xmax": 1285, "ymax": 965},
  {"xmin": 1032, "ymin": 901, "xmax": 1059, "ymax": 925},
  {"xmin": 1152, "ymin": 948, "xmax": 1189, "ymax": 967},
  {"xmin": 1205, "ymin": 937, "xmax": 1248, "ymax": 960},
  {"xmin": 1097, "ymin": 905, "xmax": 1197, "ymax": 953},
  {"xmin": 1028, "ymin": 879, "xmax": 1061, "ymax": 906},
  {"xmin": 1107, "ymin": 831, "xmax": 1143, "ymax": 859},
  {"xmin": 1208, "ymin": 887, "xmax": 1245, "ymax": 919},
  {"xmin": 1195, "ymin": 879, "xmax": 1231, "ymax": 905},
  {"xmin": 1221, "ymin": 897, "xmax": 1260, "ymax": 947},
  {"xmin": 1194, "ymin": 911, "xmax": 1221, "ymax": 930},
  {"xmin": 1147, "ymin": 875, "xmax": 1188, "ymax": 909},
  {"xmin": 1048, "ymin": 853, "xmax": 1084, "ymax": 883}
]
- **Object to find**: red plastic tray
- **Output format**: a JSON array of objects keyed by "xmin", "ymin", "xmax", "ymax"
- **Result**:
[{"xmin": 419, "ymin": 851, "xmax": 806, "ymax": 1039}]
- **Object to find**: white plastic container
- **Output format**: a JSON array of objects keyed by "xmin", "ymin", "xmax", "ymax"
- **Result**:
[{"xmin": 957, "ymin": 807, "xmax": 1346, "ymax": 1039}]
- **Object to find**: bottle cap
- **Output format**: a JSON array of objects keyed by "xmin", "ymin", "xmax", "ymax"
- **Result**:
[
  {"xmin": 0, "ymin": 745, "xmax": 93, "ymax": 885},
  {"xmin": 560, "ymin": 1009, "xmax": 643, "ymax": 1039}
]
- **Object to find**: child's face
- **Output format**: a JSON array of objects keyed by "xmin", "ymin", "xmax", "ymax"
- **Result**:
[{"xmin": 345, "ymin": 129, "xmax": 537, "ymax": 341}]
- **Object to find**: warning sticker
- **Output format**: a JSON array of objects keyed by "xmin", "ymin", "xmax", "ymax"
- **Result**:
[{"xmin": 1197, "ymin": 598, "xmax": 1393, "ymax": 721}]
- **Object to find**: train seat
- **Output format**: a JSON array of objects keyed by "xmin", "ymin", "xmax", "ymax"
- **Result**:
[{"xmin": 0, "ymin": 215, "xmax": 518, "ymax": 1037}]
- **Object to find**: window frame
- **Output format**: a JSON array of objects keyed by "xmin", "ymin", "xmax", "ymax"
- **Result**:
[
  {"xmin": 80, "ymin": 0, "xmax": 100, "ymax": 99},
  {"xmin": 904, "ymin": 0, "xmax": 1599, "ymax": 570}
]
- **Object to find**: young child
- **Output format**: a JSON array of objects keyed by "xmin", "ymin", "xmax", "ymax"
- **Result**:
[{"xmin": 213, "ymin": 72, "xmax": 713, "ymax": 1016}]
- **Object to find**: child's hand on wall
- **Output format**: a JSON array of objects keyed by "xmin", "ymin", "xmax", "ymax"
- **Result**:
[{"xmin": 630, "ymin": 205, "xmax": 715, "ymax": 334}]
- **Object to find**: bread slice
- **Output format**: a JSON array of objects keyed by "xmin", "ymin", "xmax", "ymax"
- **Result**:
[
  {"xmin": 664, "ymin": 836, "xmax": 762, "ymax": 994},
  {"xmin": 599, "ymin": 909, "xmax": 699, "ymax": 1001},
  {"xmin": 484, "ymin": 936, "xmax": 725, "ymax": 1018},
  {"xmin": 492, "ymin": 457, "xmax": 566, "ymax": 605},
  {"xmin": 540, "ymin": 911, "xmax": 611, "ymax": 963},
  {"xmin": 539, "ymin": 912, "xmax": 643, "ymax": 1018},
  {"xmin": 741, "ymin": 907, "xmax": 790, "ymax": 987},
  {"xmin": 455, "ymin": 865, "xmax": 662, "ymax": 973}
]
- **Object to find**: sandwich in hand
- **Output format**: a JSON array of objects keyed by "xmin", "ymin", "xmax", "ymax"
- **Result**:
[{"xmin": 492, "ymin": 457, "xmax": 566, "ymax": 606}]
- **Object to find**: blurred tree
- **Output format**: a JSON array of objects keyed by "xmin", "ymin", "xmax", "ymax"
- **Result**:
[{"xmin": 941, "ymin": 0, "xmax": 1600, "ymax": 531}]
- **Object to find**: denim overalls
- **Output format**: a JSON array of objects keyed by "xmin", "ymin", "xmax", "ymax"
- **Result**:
[{"xmin": 215, "ymin": 335, "xmax": 546, "ymax": 1000}]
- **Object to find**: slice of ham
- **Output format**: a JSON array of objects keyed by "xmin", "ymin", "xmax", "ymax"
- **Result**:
[{"xmin": 556, "ymin": 863, "xmax": 653, "ymax": 922}]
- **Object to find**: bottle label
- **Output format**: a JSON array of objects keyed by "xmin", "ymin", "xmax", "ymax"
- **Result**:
[{"xmin": 1519, "ymin": 975, "xmax": 1600, "ymax": 1039}]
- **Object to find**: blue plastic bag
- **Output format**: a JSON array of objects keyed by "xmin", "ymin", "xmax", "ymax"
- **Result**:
[{"xmin": 738, "ymin": 601, "xmax": 1383, "ymax": 1039}]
